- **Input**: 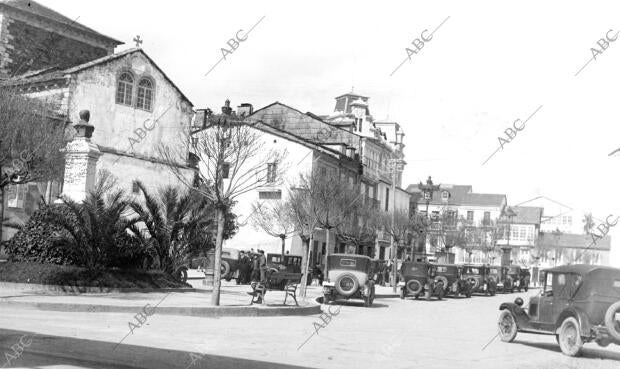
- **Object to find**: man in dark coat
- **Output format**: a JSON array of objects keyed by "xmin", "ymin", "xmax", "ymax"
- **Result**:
[{"xmin": 251, "ymin": 254, "xmax": 260, "ymax": 282}]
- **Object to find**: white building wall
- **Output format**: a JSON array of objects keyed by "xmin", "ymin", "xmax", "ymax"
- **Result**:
[{"xmin": 222, "ymin": 129, "xmax": 314, "ymax": 255}]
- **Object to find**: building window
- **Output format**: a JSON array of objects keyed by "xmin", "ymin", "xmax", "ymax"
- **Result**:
[
  {"xmin": 519, "ymin": 227, "xmax": 526, "ymax": 240},
  {"xmin": 266, "ymin": 163, "xmax": 277, "ymax": 182},
  {"xmin": 358, "ymin": 118, "xmax": 363, "ymax": 132},
  {"xmin": 136, "ymin": 78, "xmax": 154, "ymax": 111},
  {"xmin": 116, "ymin": 72, "xmax": 134, "ymax": 106},
  {"xmin": 467, "ymin": 211, "xmax": 474, "ymax": 223},
  {"xmin": 385, "ymin": 187, "xmax": 390, "ymax": 211},
  {"xmin": 441, "ymin": 191, "xmax": 450, "ymax": 201},
  {"xmin": 483, "ymin": 212, "xmax": 490, "ymax": 226},
  {"xmin": 258, "ymin": 191, "xmax": 282, "ymax": 200},
  {"xmin": 511, "ymin": 226, "xmax": 519, "ymax": 240}
]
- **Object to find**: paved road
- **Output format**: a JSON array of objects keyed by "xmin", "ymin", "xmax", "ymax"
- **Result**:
[{"xmin": 0, "ymin": 286, "xmax": 619, "ymax": 368}]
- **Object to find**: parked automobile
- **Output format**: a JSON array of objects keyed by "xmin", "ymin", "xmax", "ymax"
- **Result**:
[
  {"xmin": 398, "ymin": 261, "xmax": 444, "ymax": 300},
  {"xmin": 507, "ymin": 266, "xmax": 530, "ymax": 292},
  {"xmin": 463, "ymin": 264, "xmax": 496, "ymax": 296},
  {"xmin": 197, "ymin": 248, "xmax": 241, "ymax": 282},
  {"xmin": 322, "ymin": 254, "xmax": 375, "ymax": 307},
  {"xmin": 266, "ymin": 253, "xmax": 306, "ymax": 289},
  {"xmin": 490, "ymin": 265, "xmax": 513, "ymax": 293},
  {"xmin": 266, "ymin": 253, "xmax": 302, "ymax": 273},
  {"xmin": 498, "ymin": 264, "xmax": 620, "ymax": 356},
  {"xmin": 435, "ymin": 264, "xmax": 472, "ymax": 298}
]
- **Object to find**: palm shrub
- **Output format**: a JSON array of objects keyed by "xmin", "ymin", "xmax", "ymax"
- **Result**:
[
  {"xmin": 129, "ymin": 181, "xmax": 210, "ymax": 274},
  {"xmin": 41, "ymin": 171, "xmax": 137, "ymax": 270}
]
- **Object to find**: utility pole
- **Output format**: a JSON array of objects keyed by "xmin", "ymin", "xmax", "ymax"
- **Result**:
[{"xmin": 389, "ymin": 158, "xmax": 404, "ymax": 293}]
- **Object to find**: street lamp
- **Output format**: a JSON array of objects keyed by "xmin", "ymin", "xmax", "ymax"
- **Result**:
[
  {"xmin": 418, "ymin": 176, "xmax": 440, "ymax": 261},
  {"xmin": 388, "ymin": 158, "xmax": 405, "ymax": 293},
  {"xmin": 500, "ymin": 207, "xmax": 517, "ymax": 267}
]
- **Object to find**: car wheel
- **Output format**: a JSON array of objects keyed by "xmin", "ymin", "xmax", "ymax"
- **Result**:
[
  {"xmin": 559, "ymin": 317, "xmax": 584, "ymax": 357},
  {"xmin": 498, "ymin": 310, "xmax": 518, "ymax": 343},
  {"xmin": 174, "ymin": 267, "xmax": 188, "ymax": 283},
  {"xmin": 399, "ymin": 288, "xmax": 405, "ymax": 299},
  {"xmin": 604, "ymin": 301, "xmax": 620, "ymax": 341},
  {"xmin": 220, "ymin": 261, "xmax": 231, "ymax": 277},
  {"xmin": 335, "ymin": 273, "xmax": 359, "ymax": 297},
  {"xmin": 406, "ymin": 280, "xmax": 423, "ymax": 295}
]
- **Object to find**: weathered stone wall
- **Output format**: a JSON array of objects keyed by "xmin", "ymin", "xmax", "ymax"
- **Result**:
[
  {"xmin": 0, "ymin": 10, "xmax": 109, "ymax": 77},
  {"xmin": 68, "ymin": 51, "xmax": 193, "ymax": 160}
]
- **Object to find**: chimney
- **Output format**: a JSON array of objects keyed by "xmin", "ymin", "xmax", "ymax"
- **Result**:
[{"xmin": 237, "ymin": 103, "xmax": 254, "ymax": 117}]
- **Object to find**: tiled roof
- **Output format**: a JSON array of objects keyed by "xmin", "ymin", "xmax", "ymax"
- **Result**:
[
  {"xmin": 506, "ymin": 206, "xmax": 543, "ymax": 225},
  {"xmin": 461, "ymin": 193, "xmax": 506, "ymax": 207},
  {"xmin": 407, "ymin": 183, "xmax": 505, "ymax": 208},
  {"xmin": 0, "ymin": 0, "xmax": 122, "ymax": 45},
  {"xmin": 2, "ymin": 48, "xmax": 193, "ymax": 106},
  {"xmin": 538, "ymin": 232, "xmax": 611, "ymax": 251}
]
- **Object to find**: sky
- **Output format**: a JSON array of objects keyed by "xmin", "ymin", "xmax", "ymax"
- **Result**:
[{"xmin": 42, "ymin": 0, "xmax": 620, "ymax": 266}]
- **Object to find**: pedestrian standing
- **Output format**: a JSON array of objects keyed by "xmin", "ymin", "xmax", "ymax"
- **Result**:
[
  {"xmin": 259, "ymin": 250, "xmax": 267, "ymax": 283},
  {"xmin": 251, "ymin": 254, "xmax": 260, "ymax": 282}
]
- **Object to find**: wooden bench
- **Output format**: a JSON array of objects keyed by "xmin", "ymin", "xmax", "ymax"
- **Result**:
[{"xmin": 249, "ymin": 272, "xmax": 302, "ymax": 306}]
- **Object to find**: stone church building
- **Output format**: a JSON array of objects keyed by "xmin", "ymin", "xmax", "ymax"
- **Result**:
[{"xmin": 0, "ymin": 0, "xmax": 195, "ymax": 241}]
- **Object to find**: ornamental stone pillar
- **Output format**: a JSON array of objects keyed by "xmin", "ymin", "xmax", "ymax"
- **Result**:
[{"xmin": 60, "ymin": 110, "xmax": 101, "ymax": 203}]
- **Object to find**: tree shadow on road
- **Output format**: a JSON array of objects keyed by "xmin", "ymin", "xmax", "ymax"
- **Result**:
[
  {"xmin": 514, "ymin": 340, "xmax": 620, "ymax": 361},
  {"xmin": 0, "ymin": 327, "xmax": 314, "ymax": 369}
]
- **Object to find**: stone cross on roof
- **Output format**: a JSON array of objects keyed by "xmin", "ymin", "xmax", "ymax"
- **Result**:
[{"xmin": 133, "ymin": 35, "xmax": 143, "ymax": 48}]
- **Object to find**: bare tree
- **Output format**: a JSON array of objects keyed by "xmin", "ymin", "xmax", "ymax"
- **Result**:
[
  {"xmin": 161, "ymin": 109, "xmax": 287, "ymax": 306},
  {"xmin": 303, "ymin": 171, "xmax": 361, "ymax": 275},
  {"xmin": 0, "ymin": 89, "xmax": 67, "ymax": 240},
  {"xmin": 336, "ymin": 198, "xmax": 379, "ymax": 256},
  {"xmin": 251, "ymin": 200, "xmax": 294, "ymax": 258},
  {"xmin": 379, "ymin": 208, "xmax": 411, "ymax": 260},
  {"xmin": 286, "ymin": 181, "xmax": 319, "ymax": 297}
]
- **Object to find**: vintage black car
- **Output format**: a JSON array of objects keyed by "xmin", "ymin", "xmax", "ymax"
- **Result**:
[
  {"xmin": 266, "ymin": 253, "xmax": 305, "ymax": 289},
  {"xmin": 196, "ymin": 248, "xmax": 241, "ymax": 282},
  {"xmin": 398, "ymin": 261, "xmax": 444, "ymax": 300},
  {"xmin": 462, "ymin": 264, "xmax": 497, "ymax": 295},
  {"xmin": 490, "ymin": 265, "xmax": 513, "ymax": 293},
  {"xmin": 508, "ymin": 265, "xmax": 530, "ymax": 292},
  {"xmin": 322, "ymin": 254, "xmax": 375, "ymax": 307},
  {"xmin": 498, "ymin": 264, "xmax": 620, "ymax": 356},
  {"xmin": 435, "ymin": 264, "xmax": 472, "ymax": 298}
]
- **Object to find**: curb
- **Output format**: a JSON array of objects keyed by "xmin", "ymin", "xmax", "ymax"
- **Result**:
[
  {"xmin": 0, "ymin": 281, "xmax": 195, "ymax": 294},
  {"xmin": 0, "ymin": 300, "xmax": 322, "ymax": 317}
]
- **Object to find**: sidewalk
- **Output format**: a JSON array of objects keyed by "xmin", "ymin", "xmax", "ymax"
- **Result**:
[{"xmin": 0, "ymin": 278, "xmax": 321, "ymax": 317}]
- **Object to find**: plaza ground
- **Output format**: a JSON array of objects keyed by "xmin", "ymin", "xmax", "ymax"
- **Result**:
[{"xmin": 0, "ymin": 283, "xmax": 619, "ymax": 369}]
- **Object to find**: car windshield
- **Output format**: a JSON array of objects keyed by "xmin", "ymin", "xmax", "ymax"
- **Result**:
[
  {"xmin": 489, "ymin": 269, "xmax": 498, "ymax": 274},
  {"xmin": 465, "ymin": 267, "xmax": 480, "ymax": 274},
  {"xmin": 340, "ymin": 259, "xmax": 356, "ymax": 267},
  {"xmin": 436, "ymin": 266, "xmax": 448, "ymax": 273}
]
